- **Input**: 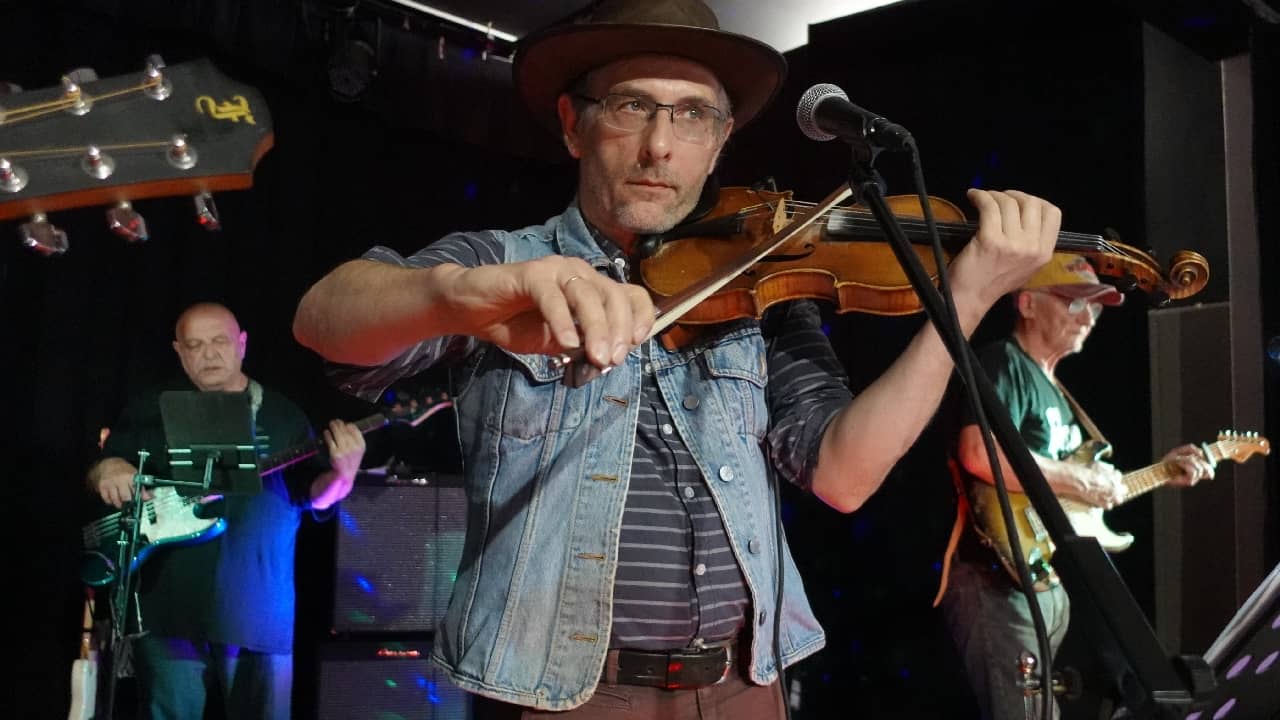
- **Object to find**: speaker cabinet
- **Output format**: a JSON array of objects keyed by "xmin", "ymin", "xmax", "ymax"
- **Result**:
[
  {"xmin": 333, "ymin": 474, "xmax": 466, "ymax": 633},
  {"xmin": 317, "ymin": 639, "xmax": 472, "ymax": 720}
]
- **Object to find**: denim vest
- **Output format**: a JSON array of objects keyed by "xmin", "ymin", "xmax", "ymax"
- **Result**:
[{"xmin": 432, "ymin": 205, "xmax": 825, "ymax": 710}]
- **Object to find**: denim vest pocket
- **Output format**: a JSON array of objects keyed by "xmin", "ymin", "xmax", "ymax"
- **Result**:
[
  {"xmin": 477, "ymin": 349, "xmax": 588, "ymax": 440},
  {"xmin": 699, "ymin": 333, "xmax": 769, "ymax": 440}
]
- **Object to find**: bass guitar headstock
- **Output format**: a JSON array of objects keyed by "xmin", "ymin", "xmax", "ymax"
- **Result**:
[{"xmin": 0, "ymin": 56, "xmax": 273, "ymax": 253}]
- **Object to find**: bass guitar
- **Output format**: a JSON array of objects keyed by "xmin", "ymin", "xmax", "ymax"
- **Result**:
[
  {"xmin": 80, "ymin": 392, "xmax": 452, "ymax": 586},
  {"xmin": 968, "ymin": 431, "xmax": 1270, "ymax": 590}
]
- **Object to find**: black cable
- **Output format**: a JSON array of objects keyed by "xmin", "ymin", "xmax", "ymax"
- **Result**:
[
  {"xmin": 856, "ymin": 141, "xmax": 1056, "ymax": 719},
  {"xmin": 766, "ymin": 440, "xmax": 792, "ymax": 720}
]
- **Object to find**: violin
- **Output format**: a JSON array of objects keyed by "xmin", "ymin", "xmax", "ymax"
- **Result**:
[
  {"xmin": 553, "ymin": 184, "xmax": 1209, "ymax": 385},
  {"xmin": 636, "ymin": 186, "xmax": 1209, "ymax": 347}
]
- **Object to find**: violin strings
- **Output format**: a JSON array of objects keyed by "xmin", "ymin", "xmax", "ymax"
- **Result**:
[{"xmin": 771, "ymin": 203, "xmax": 1136, "ymax": 259}]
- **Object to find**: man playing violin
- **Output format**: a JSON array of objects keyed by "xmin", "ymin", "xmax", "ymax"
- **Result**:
[
  {"xmin": 293, "ymin": 0, "xmax": 1058, "ymax": 716},
  {"xmin": 937, "ymin": 254, "xmax": 1215, "ymax": 720}
]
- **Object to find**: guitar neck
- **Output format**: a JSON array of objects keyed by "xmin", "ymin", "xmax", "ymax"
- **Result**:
[
  {"xmin": 1118, "ymin": 439, "xmax": 1241, "ymax": 504},
  {"xmin": 1118, "ymin": 462, "xmax": 1178, "ymax": 504},
  {"xmin": 258, "ymin": 412, "xmax": 387, "ymax": 475}
]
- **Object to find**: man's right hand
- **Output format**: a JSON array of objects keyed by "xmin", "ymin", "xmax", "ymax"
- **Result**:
[
  {"xmin": 435, "ymin": 256, "xmax": 655, "ymax": 369},
  {"xmin": 89, "ymin": 457, "xmax": 151, "ymax": 509},
  {"xmin": 1069, "ymin": 460, "xmax": 1125, "ymax": 509}
]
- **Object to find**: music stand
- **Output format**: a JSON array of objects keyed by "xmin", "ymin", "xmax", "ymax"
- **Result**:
[
  {"xmin": 159, "ymin": 390, "xmax": 262, "ymax": 495},
  {"xmin": 1187, "ymin": 562, "xmax": 1280, "ymax": 719}
]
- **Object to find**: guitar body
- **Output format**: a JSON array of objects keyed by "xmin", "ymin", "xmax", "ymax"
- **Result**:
[
  {"xmin": 967, "ymin": 482, "xmax": 1059, "ymax": 591},
  {"xmin": 81, "ymin": 486, "xmax": 225, "ymax": 586},
  {"xmin": 1058, "ymin": 498, "xmax": 1134, "ymax": 552}
]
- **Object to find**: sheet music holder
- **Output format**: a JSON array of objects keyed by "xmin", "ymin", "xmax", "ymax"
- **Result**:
[
  {"xmin": 1187, "ymin": 562, "xmax": 1280, "ymax": 719},
  {"xmin": 159, "ymin": 390, "xmax": 261, "ymax": 495}
]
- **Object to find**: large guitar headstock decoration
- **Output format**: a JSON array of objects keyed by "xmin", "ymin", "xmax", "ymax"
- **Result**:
[{"xmin": 0, "ymin": 56, "xmax": 273, "ymax": 254}]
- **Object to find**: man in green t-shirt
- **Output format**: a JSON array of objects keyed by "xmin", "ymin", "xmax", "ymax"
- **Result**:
[{"xmin": 938, "ymin": 255, "xmax": 1216, "ymax": 720}]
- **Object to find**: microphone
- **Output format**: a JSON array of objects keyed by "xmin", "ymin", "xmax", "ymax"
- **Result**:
[{"xmin": 796, "ymin": 83, "xmax": 912, "ymax": 150}]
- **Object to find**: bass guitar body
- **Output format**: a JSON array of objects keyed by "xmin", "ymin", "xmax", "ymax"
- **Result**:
[{"xmin": 80, "ymin": 487, "xmax": 226, "ymax": 587}]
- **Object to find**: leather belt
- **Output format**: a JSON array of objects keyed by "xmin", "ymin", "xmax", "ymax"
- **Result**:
[{"xmin": 603, "ymin": 641, "xmax": 734, "ymax": 690}]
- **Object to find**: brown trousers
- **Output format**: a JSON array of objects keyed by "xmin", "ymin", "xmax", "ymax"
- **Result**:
[{"xmin": 471, "ymin": 666, "xmax": 785, "ymax": 720}]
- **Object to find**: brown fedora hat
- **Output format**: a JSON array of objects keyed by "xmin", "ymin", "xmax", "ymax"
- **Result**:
[{"xmin": 513, "ymin": 0, "xmax": 787, "ymax": 135}]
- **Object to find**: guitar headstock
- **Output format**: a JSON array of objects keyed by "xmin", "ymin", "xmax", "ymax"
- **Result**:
[
  {"xmin": 1210, "ymin": 431, "xmax": 1271, "ymax": 463},
  {"xmin": 0, "ymin": 56, "xmax": 273, "ymax": 250}
]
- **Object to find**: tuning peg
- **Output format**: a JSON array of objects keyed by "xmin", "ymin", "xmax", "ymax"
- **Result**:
[
  {"xmin": 19, "ymin": 213, "xmax": 68, "ymax": 255},
  {"xmin": 142, "ymin": 55, "xmax": 172, "ymax": 101},
  {"xmin": 0, "ymin": 158, "xmax": 28, "ymax": 193},
  {"xmin": 167, "ymin": 135, "xmax": 198, "ymax": 170},
  {"xmin": 61, "ymin": 73, "xmax": 94, "ymax": 115},
  {"xmin": 81, "ymin": 145, "xmax": 115, "ymax": 180},
  {"xmin": 193, "ymin": 192, "xmax": 220, "ymax": 231},
  {"xmin": 106, "ymin": 202, "xmax": 149, "ymax": 243}
]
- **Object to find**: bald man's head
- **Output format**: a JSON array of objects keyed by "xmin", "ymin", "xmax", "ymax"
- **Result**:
[{"xmin": 172, "ymin": 303, "xmax": 249, "ymax": 392}]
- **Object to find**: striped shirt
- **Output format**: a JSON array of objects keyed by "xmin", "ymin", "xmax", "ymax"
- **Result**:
[{"xmin": 334, "ymin": 218, "xmax": 852, "ymax": 651}]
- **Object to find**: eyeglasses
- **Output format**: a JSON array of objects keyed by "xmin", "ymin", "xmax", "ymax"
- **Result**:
[
  {"xmin": 1043, "ymin": 292, "xmax": 1104, "ymax": 320},
  {"xmin": 573, "ymin": 93, "xmax": 727, "ymax": 144}
]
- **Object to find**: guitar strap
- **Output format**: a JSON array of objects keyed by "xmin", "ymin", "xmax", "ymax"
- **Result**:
[
  {"xmin": 248, "ymin": 378, "xmax": 264, "ymax": 420},
  {"xmin": 1052, "ymin": 379, "xmax": 1109, "ymax": 448}
]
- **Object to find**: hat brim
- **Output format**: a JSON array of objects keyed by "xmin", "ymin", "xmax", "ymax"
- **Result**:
[
  {"xmin": 1046, "ymin": 284, "xmax": 1125, "ymax": 306},
  {"xmin": 513, "ymin": 22, "xmax": 786, "ymax": 136}
]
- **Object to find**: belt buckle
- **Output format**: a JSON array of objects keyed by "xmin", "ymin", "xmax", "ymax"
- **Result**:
[{"xmin": 664, "ymin": 645, "xmax": 731, "ymax": 689}]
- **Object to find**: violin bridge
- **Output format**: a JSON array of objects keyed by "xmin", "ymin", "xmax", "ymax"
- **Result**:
[{"xmin": 771, "ymin": 198, "xmax": 787, "ymax": 233}]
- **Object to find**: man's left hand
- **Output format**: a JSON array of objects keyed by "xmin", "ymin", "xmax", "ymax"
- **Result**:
[
  {"xmin": 325, "ymin": 419, "xmax": 366, "ymax": 479},
  {"xmin": 1162, "ymin": 444, "xmax": 1215, "ymax": 487}
]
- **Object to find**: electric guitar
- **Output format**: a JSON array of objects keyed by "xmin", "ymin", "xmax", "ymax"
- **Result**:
[
  {"xmin": 967, "ymin": 431, "xmax": 1270, "ymax": 590},
  {"xmin": 80, "ymin": 392, "xmax": 452, "ymax": 586}
]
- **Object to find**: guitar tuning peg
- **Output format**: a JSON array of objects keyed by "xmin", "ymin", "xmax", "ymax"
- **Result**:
[
  {"xmin": 193, "ymin": 192, "xmax": 220, "ymax": 231},
  {"xmin": 143, "ymin": 55, "xmax": 172, "ymax": 101},
  {"xmin": 19, "ymin": 213, "xmax": 69, "ymax": 255},
  {"xmin": 61, "ymin": 71, "xmax": 95, "ymax": 115},
  {"xmin": 106, "ymin": 202, "xmax": 149, "ymax": 243},
  {"xmin": 0, "ymin": 157, "xmax": 29, "ymax": 193},
  {"xmin": 81, "ymin": 145, "xmax": 115, "ymax": 180},
  {"xmin": 167, "ymin": 135, "xmax": 198, "ymax": 169}
]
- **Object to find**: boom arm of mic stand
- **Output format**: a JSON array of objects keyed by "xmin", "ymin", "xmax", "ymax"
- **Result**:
[{"xmin": 841, "ymin": 154, "xmax": 1205, "ymax": 718}]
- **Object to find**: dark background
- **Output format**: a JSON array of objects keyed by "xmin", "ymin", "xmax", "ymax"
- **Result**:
[{"xmin": 3, "ymin": 0, "xmax": 1278, "ymax": 718}]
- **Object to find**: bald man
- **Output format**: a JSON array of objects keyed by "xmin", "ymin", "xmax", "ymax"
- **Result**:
[{"xmin": 88, "ymin": 302, "xmax": 365, "ymax": 720}]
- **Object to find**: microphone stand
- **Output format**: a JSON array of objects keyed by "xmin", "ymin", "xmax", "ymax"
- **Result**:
[
  {"xmin": 839, "ymin": 139, "xmax": 1212, "ymax": 718},
  {"xmin": 101, "ymin": 450, "xmax": 155, "ymax": 720}
]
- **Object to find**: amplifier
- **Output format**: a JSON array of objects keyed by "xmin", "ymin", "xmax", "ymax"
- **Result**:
[
  {"xmin": 332, "ymin": 473, "xmax": 467, "ymax": 633},
  {"xmin": 316, "ymin": 639, "xmax": 472, "ymax": 720}
]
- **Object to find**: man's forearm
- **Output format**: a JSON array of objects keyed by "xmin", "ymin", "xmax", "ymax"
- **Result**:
[
  {"xmin": 812, "ymin": 295, "xmax": 986, "ymax": 512},
  {"xmin": 309, "ymin": 469, "xmax": 355, "ymax": 511},
  {"xmin": 293, "ymin": 259, "xmax": 463, "ymax": 365}
]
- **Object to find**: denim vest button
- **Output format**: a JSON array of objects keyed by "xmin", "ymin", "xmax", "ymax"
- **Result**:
[
  {"xmin": 536, "ymin": 687, "xmax": 549, "ymax": 698},
  {"xmin": 748, "ymin": 538, "xmax": 761, "ymax": 554},
  {"xmin": 642, "ymin": 362, "xmax": 653, "ymax": 374},
  {"xmin": 757, "ymin": 610, "xmax": 767, "ymax": 626},
  {"xmin": 682, "ymin": 395, "xmax": 699, "ymax": 410},
  {"xmin": 661, "ymin": 423, "xmax": 673, "ymax": 435},
  {"xmin": 694, "ymin": 562, "xmax": 707, "ymax": 576},
  {"xmin": 718, "ymin": 466, "xmax": 734, "ymax": 482},
  {"xmin": 683, "ymin": 486, "xmax": 695, "ymax": 499}
]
